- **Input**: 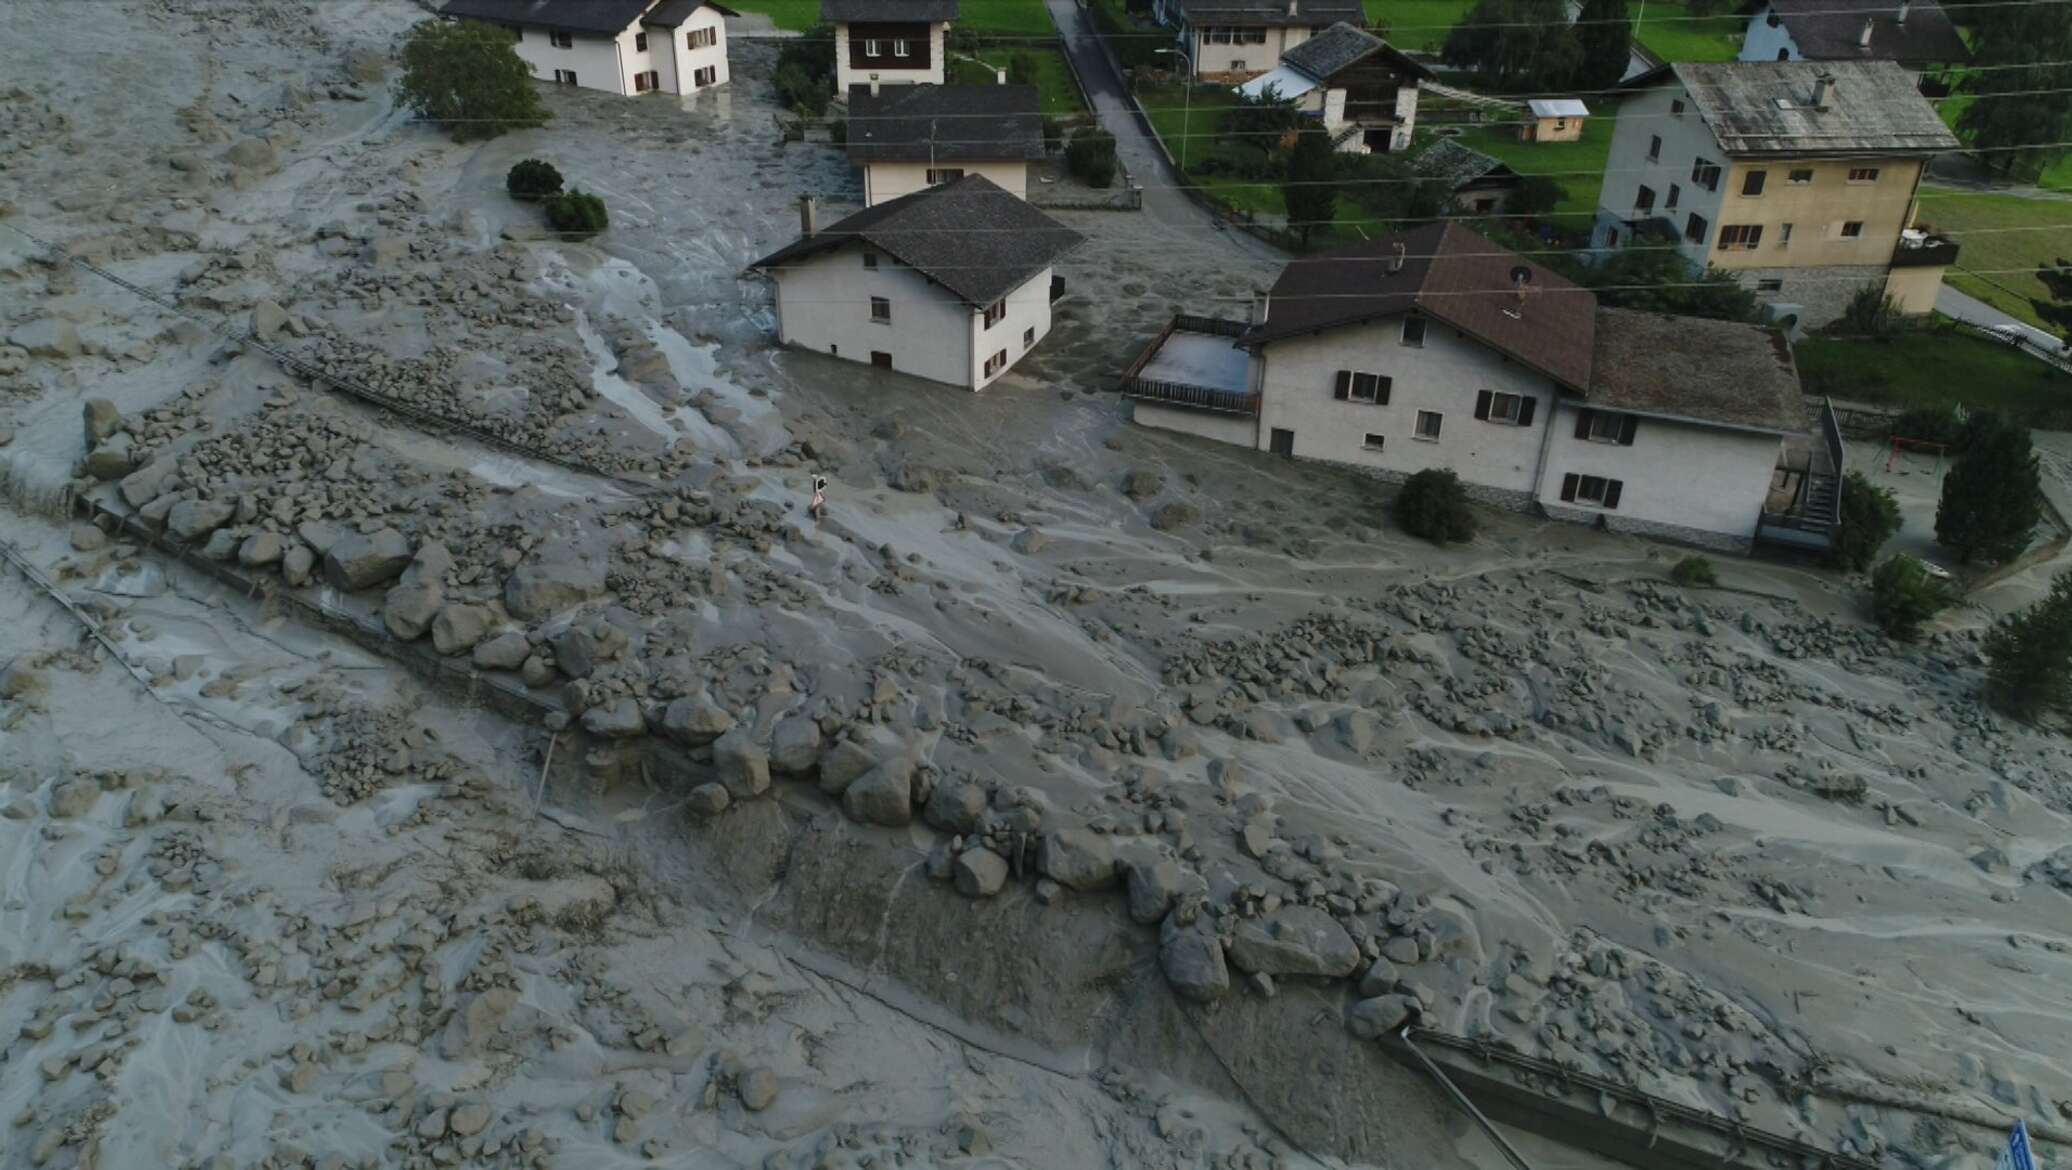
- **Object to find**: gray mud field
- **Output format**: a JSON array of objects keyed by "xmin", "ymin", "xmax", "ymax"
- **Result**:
[{"xmin": 2, "ymin": 3, "xmax": 2071, "ymax": 1169}]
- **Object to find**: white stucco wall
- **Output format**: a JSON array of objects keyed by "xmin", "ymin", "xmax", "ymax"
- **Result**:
[
  {"xmin": 1738, "ymin": 6, "xmax": 1802, "ymax": 61},
  {"xmin": 864, "ymin": 159, "xmax": 1029, "ymax": 206},
  {"xmin": 1251, "ymin": 317, "xmax": 1561, "ymax": 496},
  {"xmin": 968, "ymin": 265, "xmax": 1055, "ymax": 389},
  {"xmin": 1592, "ymin": 81, "xmax": 1730, "ymax": 259},
  {"xmin": 1186, "ymin": 25, "xmax": 1312, "ymax": 77},
  {"xmin": 1537, "ymin": 404, "xmax": 1784, "ymax": 541},
  {"xmin": 500, "ymin": 5, "xmax": 727, "ymax": 96},
  {"xmin": 671, "ymin": 7, "xmax": 731, "ymax": 90},
  {"xmin": 1132, "ymin": 401, "xmax": 1259, "ymax": 445},
  {"xmin": 834, "ymin": 22, "xmax": 948, "ymax": 91}
]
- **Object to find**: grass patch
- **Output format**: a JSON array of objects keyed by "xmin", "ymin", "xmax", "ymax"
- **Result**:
[
  {"xmin": 1914, "ymin": 190, "xmax": 2072, "ymax": 331},
  {"xmin": 1443, "ymin": 105, "xmax": 1610, "ymax": 231},
  {"xmin": 1633, "ymin": 0, "xmax": 1743, "ymax": 63},
  {"xmin": 1137, "ymin": 81, "xmax": 1285, "ymax": 215},
  {"xmin": 1795, "ymin": 327, "xmax": 2072, "ymax": 415},
  {"xmin": 728, "ymin": 0, "xmax": 1055, "ymax": 34},
  {"xmin": 951, "ymin": 49, "xmax": 1088, "ymax": 116},
  {"xmin": 1366, "ymin": 0, "xmax": 1478, "ymax": 52}
]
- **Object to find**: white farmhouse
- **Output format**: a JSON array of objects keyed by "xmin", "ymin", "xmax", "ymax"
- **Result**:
[
  {"xmin": 1153, "ymin": 0, "xmax": 1366, "ymax": 80},
  {"xmin": 826, "ymin": 0, "xmax": 958, "ymax": 95},
  {"xmin": 748, "ymin": 176, "xmax": 1083, "ymax": 391},
  {"xmin": 1122, "ymin": 223, "xmax": 1838, "ymax": 554},
  {"xmin": 847, "ymin": 84, "xmax": 1046, "ymax": 206},
  {"xmin": 1233, "ymin": 22, "xmax": 1430, "ymax": 154},
  {"xmin": 438, "ymin": 0, "xmax": 735, "ymax": 96}
]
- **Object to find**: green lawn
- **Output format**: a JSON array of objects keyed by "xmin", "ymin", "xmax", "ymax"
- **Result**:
[
  {"xmin": 1633, "ymin": 0, "xmax": 1744, "ymax": 63},
  {"xmin": 1444, "ymin": 105, "xmax": 1611, "ymax": 231},
  {"xmin": 951, "ymin": 49, "xmax": 1088, "ymax": 116},
  {"xmin": 728, "ymin": 0, "xmax": 1055, "ymax": 34},
  {"xmin": 1794, "ymin": 330, "xmax": 2072, "ymax": 415},
  {"xmin": 1136, "ymin": 81, "xmax": 1286, "ymax": 216},
  {"xmin": 1913, "ymin": 190, "xmax": 2072, "ymax": 330},
  {"xmin": 1365, "ymin": 0, "xmax": 1477, "ymax": 52}
]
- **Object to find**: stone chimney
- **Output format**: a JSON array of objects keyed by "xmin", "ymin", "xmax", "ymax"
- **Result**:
[
  {"xmin": 869, "ymin": 77, "xmax": 880, "ymax": 96},
  {"xmin": 996, "ymin": 67, "xmax": 1007, "ymax": 85},
  {"xmin": 798, "ymin": 195, "xmax": 817, "ymax": 238},
  {"xmin": 1389, "ymin": 241, "xmax": 1407, "ymax": 274},
  {"xmin": 1287, "ymin": 0, "xmax": 1298, "ymax": 14},
  {"xmin": 1897, "ymin": 0, "xmax": 1910, "ymax": 23},
  {"xmin": 1812, "ymin": 71, "xmax": 1834, "ymax": 108},
  {"xmin": 1858, "ymin": 16, "xmax": 1874, "ymax": 47}
]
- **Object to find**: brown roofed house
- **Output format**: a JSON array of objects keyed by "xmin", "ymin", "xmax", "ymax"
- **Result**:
[{"xmin": 824, "ymin": 0, "xmax": 959, "ymax": 94}]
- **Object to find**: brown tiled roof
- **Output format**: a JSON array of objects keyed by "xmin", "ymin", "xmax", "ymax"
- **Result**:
[
  {"xmin": 1765, "ymin": 0, "xmax": 1967, "ymax": 65},
  {"xmin": 1240, "ymin": 223, "xmax": 1597, "ymax": 391},
  {"xmin": 1588, "ymin": 308, "xmax": 1806, "ymax": 433},
  {"xmin": 441, "ymin": 0, "xmax": 653, "ymax": 34}
]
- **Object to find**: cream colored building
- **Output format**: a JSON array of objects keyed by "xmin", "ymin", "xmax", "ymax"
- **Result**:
[
  {"xmin": 1592, "ymin": 60, "xmax": 1960, "ymax": 328},
  {"xmin": 1154, "ymin": 0, "xmax": 1364, "ymax": 80},
  {"xmin": 438, "ymin": 0, "xmax": 736, "ymax": 96},
  {"xmin": 825, "ymin": 0, "xmax": 955, "ymax": 94},
  {"xmin": 748, "ymin": 176, "xmax": 1082, "ymax": 391},
  {"xmin": 847, "ymin": 84, "xmax": 1045, "ymax": 206}
]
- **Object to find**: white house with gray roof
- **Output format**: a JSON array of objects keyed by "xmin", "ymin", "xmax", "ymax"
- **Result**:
[
  {"xmin": 1234, "ymin": 22, "xmax": 1430, "ymax": 152},
  {"xmin": 846, "ymin": 84, "xmax": 1045, "ymax": 205},
  {"xmin": 438, "ymin": 0, "xmax": 736, "ymax": 96},
  {"xmin": 747, "ymin": 176, "xmax": 1083, "ymax": 390},
  {"xmin": 1154, "ymin": 0, "xmax": 1366, "ymax": 79}
]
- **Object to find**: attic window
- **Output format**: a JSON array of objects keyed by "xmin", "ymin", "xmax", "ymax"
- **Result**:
[{"xmin": 1670, "ymin": 99, "xmax": 1685, "ymax": 116}]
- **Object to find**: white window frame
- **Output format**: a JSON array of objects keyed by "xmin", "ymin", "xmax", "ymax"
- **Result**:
[
  {"xmin": 982, "ymin": 299, "xmax": 1006, "ymax": 329},
  {"xmin": 1022, "ymin": 326, "xmax": 1035, "ymax": 348},
  {"xmin": 926, "ymin": 167, "xmax": 965, "ymax": 186},
  {"xmin": 865, "ymin": 38, "xmax": 882, "ymax": 57},
  {"xmin": 894, "ymin": 38, "xmax": 910, "ymax": 57},
  {"xmin": 693, "ymin": 65, "xmax": 717, "ymax": 86},
  {"xmin": 551, "ymin": 30, "xmax": 573, "ymax": 48},
  {"xmin": 1362, "ymin": 432, "xmax": 1386, "ymax": 451},
  {"xmin": 1719, "ymin": 224, "xmax": 1763, "ymax": 251},
  {"xmin": 1574, "ymin": 475, "xmax": 1610, "ymax": 506},
  {"xmin": 1414, "ymin": 411, "xmax": 1442, "ymax": 441},
  {"xmin": 983, "ymin": 348, "xmax": 1007, "ymax": 377},
  {"xmin": 862, "ymin": 250, "xmax": 879, "ymax": 270},
  {"xmin": 1779, "ymin": 222, "xmax": 1793, "ymax": 246},
  {"xmin": 869, "ymin": 296, "xmax": 891, "ymax": 323},
  {"xmin": 635, "ymin": 31, "xmax": 648, "ymax": 52},
  {"xmin": 1847, "ymin": 167, "xmax": 1880, "ymax": 184},
  {"xmin": 1587, "ymin": 411, "xmax": 1624, "ymax": 443},
  {"xmin": 1349, "ymin": 371, "xmax": 1386, "ymax": 403},
  {"xmin": 1787, "ymin": 168, "xmax": 1814, "ymax": 185},
  {"xmin": 1487, "ymin": 392, "xmax": 1523, "ymax": 423},
  {"xmin": 553, "ymin": 69, "xmax": 578, "ymax": 85}
]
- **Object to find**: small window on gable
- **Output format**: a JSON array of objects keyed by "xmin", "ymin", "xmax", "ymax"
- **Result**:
[
  {"xmin": 1400, "ymin": 316, "xmax": 1425, "ymax": 347},
  {"xmin": 870, "ymin": 296, "xmax": 891, "ymax": 323},
  {"xmin": 1647, "ymin": 134, "xmax": 1661, "ymax": 161},
  {"xmin": 1847, "ymin": 167, "xmax": 1880, "ymax": 183},
  {"xmin": 635, "ymin": 31, "xmax": 648, "ymax": 51},
  {"xmin": 862, "ymin": 250, "xmax": 878, "ymax": 270},
  {"xmin": 865, "ymin": 38, "xmax": 882, "ymax": 56},
  {"xmin": 1670, "ymin": 98, "xmax": 1685, "ymax": 116},
  {"xmin": 1788, "ymin": 168, "xmax": 1814, "ymax": 184}
]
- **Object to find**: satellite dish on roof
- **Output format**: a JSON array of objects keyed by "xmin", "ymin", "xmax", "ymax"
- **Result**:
[{"xmin": 1509, "ymin": 265, "xmax": 1533, "ymax": 286}]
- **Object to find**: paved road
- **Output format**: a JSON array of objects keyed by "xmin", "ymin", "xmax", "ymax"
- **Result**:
[
  {"xmin": 1935, "ymin": 282, "xmax": 2067, "ymax": 358},
  {"xmin": 1043, "ymin": 0, "xmax": 1284, "ymax": 260}
]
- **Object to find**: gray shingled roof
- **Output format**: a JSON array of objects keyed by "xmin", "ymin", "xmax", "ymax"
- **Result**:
[
  {"xmin": 1171, "ymin": 0, "xmax": 1365, "ymax": 28},
  {"xmin": 749, "ymin": 175, "xmax": 1083, "ymax": 306},
  {"xmin": 847, "ymin": 85, "xmax": 1045, "ymax": 165},
  {"xmin": 1765, "ymin": 0, "xmax": 1967, "ymax": 64},
  {"xmin": 642, "ymin": 0, "xmax": 737, "ymax": 26},
  {"xmin": 1407, "ymin": 138, "xmax": 1519, "ymax": 190},
  {"xmin": 440, "ymin": 0, "xmax": 650, "ymax": 34},
  {"xmin": 1589, "ymin": 308, "xmax": 1805, "ymax": 433},
  {"xmin": 1280, "ymin": 22, "xmax": 1381, "ymax": 78},
  {"xmin": 821, "ymin": 0, "xmax": 958, "ymax": 22},
  {"xmin": 1644, "ymin": 60, "xmax": 1958, "ymax": 155}
]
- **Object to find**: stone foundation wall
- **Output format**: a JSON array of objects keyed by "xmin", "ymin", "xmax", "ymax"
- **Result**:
[
  {"xmin": 1542, "ymin": 501, "xmax": 1753, "ymax": 555},
  {"xmin": 1731, "ymin": 264, "xmax": 1890, "ymax": 331}
]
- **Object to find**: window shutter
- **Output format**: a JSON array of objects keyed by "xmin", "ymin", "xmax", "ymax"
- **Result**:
[
  {"xmin": 1603, "ymin": 479, "xmax": 1623, "ymax": 510},
  {"xmin": 1516, "ymin": 396, "xmax": 1536, "ymax": 427},
  {"xmin": 1474, "ymin": 390, "xmax": 1492, "ymax": 420},
  {"xmin": 1376, "ymin": 376, "xmax": 1392, "ymax": 405},
  {"xmin": 1618, "ymin": 415, "xmax": 1639, "ymax": 446},
  {"xmin": 1574, "ymin": 408, "xmax": 1593, "ymax": 440},
  {"xmin": 1333, "ymin": 370, "xmax": 1351, "ymax": 400},
  {"xmin": 1560, "ymin": 473, "xmax": 1579, "ymax": 503}
]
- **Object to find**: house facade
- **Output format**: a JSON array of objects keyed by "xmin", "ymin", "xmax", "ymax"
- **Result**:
[
  {"xmin": 1155, "ymin": 0, "xmax": 1366, "ymax": 80},
  {"xmin": 1738, "ymin": 0, "xmax": 1968, "ymax": 77},
  {"xmin": 1234, "ymin": 22, "xmax": 1429, "ymax": 153},
  {"xmin": 438, "ymin": 0, "xmax": 734, "ymax": 96},
  {"xmin": 1122, "ymin": 225, "xmax": 1832, "ymax": 553},
  {"xmin": 825, "ymin": 0, "xmax": 957, "ymax": 94},
  {"xmin": 847, "ymin": 84, "xmax": 1045, "ymax": 206},
  {"xmin": 1590, "ymin": 61, "xmax": 1960, "ymax": 328},
  {"xmin": 748, "ymin": 176, "xmax": 1082, "ymax": 391}
]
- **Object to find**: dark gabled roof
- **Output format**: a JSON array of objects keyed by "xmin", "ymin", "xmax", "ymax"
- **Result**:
[
  {"xmin": 440, "ymin": 0, "xmax": 649, "ymax": 34},
  {"xmin": 1588, "ymin": 308, "xmax": 1805, "ymax": 433},
  {"xmin": 1240, "ymin": 223, "xmax": 1597, "ymax": 391},
  {"xmin": 749, "ymin": 175, "xmax": 1083, "ymax": 306},
  {"xmin": 642, "ymin": 0, "xmax": 738, "ymax": 27},
  {"xmin": 821, "ymin": 0, "xmax": 958, "ymax": 22},
  {"xmin": 1619, "ymin": 60, "xmax": 1958, "ymax": 155},
  {"xmin": 1279, "ymin": 21, "xmax": 1433, "ymax": 82},
  {"xmin": 1764, "ymin": 0, "xmax": 1968, "ymax": 64},
  {"xmin": 1407, "ymin": 138, "xmax": 1520, "ymax": 190},
  {"xmin": 847, "ymin": 85, "xmax": 1045, "ymax": 165},
  {"xmin": 1171, "ymin": 0, "xmax": 1365, "ymax": 28}
]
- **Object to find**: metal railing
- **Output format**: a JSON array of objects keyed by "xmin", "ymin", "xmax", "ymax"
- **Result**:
[
  {"xmin": 1169, "ymin": 313, "xmax": 1247, "ymax": 337},
  {"xmin": 1118, "ymin": 376, "xmax": 1259, "ymax": 414}
]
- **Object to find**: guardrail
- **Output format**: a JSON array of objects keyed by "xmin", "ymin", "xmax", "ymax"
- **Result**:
[{"xmin": 1118, "ymin": 376, "xmax": 1258, "ymax": 414}]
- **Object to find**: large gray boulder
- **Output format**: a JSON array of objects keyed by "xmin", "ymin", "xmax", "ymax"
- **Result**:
[
  {"xmin": 12, "ymin": 318, "xmax": 80, "ymax": 359},
  {"xmin": 281, "ymin": 544, "xmax": 316, "ymax": 588},
  {"xmin": 83, "ymin": 434, "xmax": 135, "ymax": 481},
  {"xmin": 953, "ymin": 847, "xmax": 1009, "ymax": 898},
  {"xmin": 237, "ymin": 532, "xmax": 285, "ymax": 568},
  {"xmin": 815, "ymin": 739, "xmax": 877, "ymax": 796},
  {"xmin": 166, "ymin": 498, "xmax": 234, "ymax": 542},
  {"xmin": 581, "ymin": 697, "xmax": 646, "ymax": 739},
  {"xmin": 431, "ymin": 604, "xmax": 493, "ymax": 656},
  {"xmin": 842, "ymin": 758, "xmax": 914, "ymax": 827},
  {"xmin": 712, "ymin": 725, "xmax": 769, "ymax": 800},
  {"xmin": 503, "ymin": 536, "xmax": 606, "ymax": 620},
  {"xmin": 659, "ymin": 694, "xmax": 733, "ymax": 745},
  {"xmin": 1038, "ymin": 829, "xmax": 1118, "ymax": 891},
  {"xmin": 1125, "ymin": 857, "xmax": 1203, "ymax": 926},
  {"xmin": 922, "ymin": 777, "xmax": 988, "ymax": 835},
  {"xmin": 1158, "ymin": 916, "xmax": 1229, "ymax": 1003},
  {"xmin": 381, "ymin": 542, "xmax": 451, "ymax": 640},
  {"xmin": 1227, "ymin": 906, "xmax": 1360, "ymax": 979},
  {"xmin": 471, "ymin": 631, "xmax": 531, "ymax": 671},
  {"xmin": 1347, "ymin": 994, "xmax": 1418, "ymax": 1040},
  {"xmin": 82, "ymin": 398, "xmax": 122, "ymax": 446},
  {"xmin": 768, "ymin": 714, "xmax": 822, "ymax": 774},
  {"xmin": 324, "ymin": 528, "xmax": 412, "ymax": 591}
]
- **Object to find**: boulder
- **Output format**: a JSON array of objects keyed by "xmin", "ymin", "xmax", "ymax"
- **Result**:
[
  {"xmin": 383, "ymin": 582, "xmax": 443, "ymax": 641},
  {"xmin": 581, "ymin": 698, "xmax": 646, "ymax": 739},
  {"xmin": 1347, "ymin": 994, "xmax": 1418, "ymax": 1040},
  {"xmin": 842, "ymin": 758, "xmax": 914, "ymax": 826},
  {"xmin": 83, "ymin": 434, "xmax": 135, "ymax": 480},
  {"xmin": 815, "ymin": 739, "xmax": 877, "ymax": 795},
  {"xmin": 223, "ymin": 137, "xmax": 276, "ymax": 172},
  {"xmin": 69, "ymin": 523, "xmax": 108, "ymax": 553},
  {"xmin": 281, "ymin": 544, "xmax": 316, "ymax": 588},
  {"xmin": 504, "ymin": 538, "xmax": 606, "ymax": 620},
  {"xmin": 686, "ymin": 782, "xmax": 730, "ymax": 819},
  {"xmin": 1381, "ymin": 936, "xmax": 1420, "ymax": 966},
  {"xmin": 953, "ymin": 847, "xmax": 1010, "ymax": 897},
  {"xmin": 471, "ymin": 631, "xmax": 531, "ymax": 671},
  {"xmin": 1358, "ymin": 957, "xmax": 1401, "ymax": 999},
  {"xmin": 48, "ymin": 777, "xmax": 100, "ymax": 819},
  {"xmin": 166, "ymin": 498, "xmax": 235, "ymax": 542},
  {"xmin": 659, "ymin": 694, "xmax": 733, "ymax": 745},
  {"xmin": 712, "ymin": 725, "xmax": 769, "ymax": 801},
  {"xmin": 768, "ymin": 714, "xmax": 822, "ymax": 774},
  {"xmin": 250, "ymin": 299, "xmax": 289, "ymax": 340},
  {"xmin": 82, "ymin": 398, "xmax": 122, "ymax": 445},
  {"xmin": 1227, "ymin": 906, "xmax": 1360, "ymax": 978},
  {"xmin": 431, "ymin": 604, "xmax": 493, "ymax": 655},
  {"xmin": 1158, "ymin": 916, "xmax": 1229, "ymax": 1003},
  {"xmin": 922, "ymin": 777, "xmax": 988, "ymax": 834},
  {"xmin": 1038, "ymin": 829, "xmax": 1118, "ymax": 891},
  {"xmin": 1124, "ymin": 857, "xmax": 1202, "ymax": 926},
  {"xmin": 738, "ymin": 1068, "xmax": 780, "ymax": 1113},
  {"xmin": 442, "ymin": 987, "xmax": 519, "ymax": 1059},
  {"xmin": 1010, "ymin": 527, "xmax": 1049, "ymax": 555},
  {"xmin": 119, "ymin": 464, "xmax": 168, "ymax": 508},
  {"xmin": 238, "ymin": 532, "xmax": 285, "ymax": 568},
  {"xmin": 324, "ymin": 528, "xmax": 412, "ymax": 591},
  {"xmin": 550, "ymin": 626, "xmax": 597, "ymax": 678},
  {"xmin": 11, "ymin": 318, "xmax": 80, "ymax": 359}
]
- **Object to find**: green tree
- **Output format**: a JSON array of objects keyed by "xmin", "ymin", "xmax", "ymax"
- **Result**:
[
  {"xmin": 1283, "ymin": 127, "xmax": 1339, "ymax": 245},
  {"xmin": 775, "ymin": 24, "xmax": 836, "ymax": 116},
  {"xmin": 1506, "ymin": 175, "xmax": 1567, "ymax": 218},
  {"xmin": 1008, "ymin": 52, "xmax": 1040, "ymax": 87},
  {"xmin": 1572, "ymin": 247, "xmax": 1759, "ymax": 321},
  {"xmin": 1835, "ymin": 282, "xmax": 1906, "ymax": 338},
  {"xmin": 396, "ymin": 19, "xmax": 548, "ymax": 142},
  {"xmin": 1871, "ymin": 554, "xmax": 1954, "ymax": 640},
  {"xmin": 1066, "ymin": 129, "xmax": 1119, "ymax": 187},
  {"xmin": 1832, "ymin": 469, "xmax": 1902, "ymax": 572},
  {"xmin": 1936, "ymin": 413, "xmax": 2042, "ymax": 563},
  {"xmin": 1956, "ymin": 0, "xmax": 2072, "ymax": 181},
  {"xmin": 1985, "ymin": 570, "xmax": 2072, "ymax": 717},
  {"xmin": 1573, "ymin": 0, "xmax": 1632, "ymax": 92},
  {"xmin": 1227, "ymin": 86, "xmax": 1303, "ymax": 158},
  {"xmin": 1442, "ymin": 0, "xmax": 1580, "ymax": 90},
  {"xmin": 1395, "ymin": 469, "xmax": 1477, "ymax": 543}
]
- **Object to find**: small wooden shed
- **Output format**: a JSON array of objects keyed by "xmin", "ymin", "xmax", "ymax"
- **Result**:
[{"xmin": 1521, "ymin": 98, "xmax": 1589, "ymax": 142}]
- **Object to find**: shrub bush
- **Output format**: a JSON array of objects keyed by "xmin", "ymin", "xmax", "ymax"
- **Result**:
[
  {"xmin": 544, "ymin": 189, "xmax": 609, "ymax": 238},
  {"xmin": 1830, "ymin": 470, "xmax": 1901, "ymax": 573},
  {"xmin": 1395, "ymin": 469, "xmax": 1476, "ymax": 544},
  {"xmin": 1670, "ymin": 555, "xmax": 1718, "ymax": 587},
  {"xmin": 1041, "ymin": 114, "xmax": 1064, "ymax": 154},
  {"xmin": 505, "ymin": 158, "xmax": 564, "ymax": 201},
  {"xmin": 829, "ymin": 118, "xmax": 848, "ymax": 145},
  {"xmin": 1835, "ymin": 282, "xmax": 1906, "ymax": 339},
  {"xmin": 1066, "ymin": 129, "xmax": 1118, "ymax": 188},
  {"xmin": 1008, "ymin": 51, "xmax": 1040, "ymax": 87},
  {"xmin": 1870, "ymin": 554, "xmax": 1953, "ymax": 640}
]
